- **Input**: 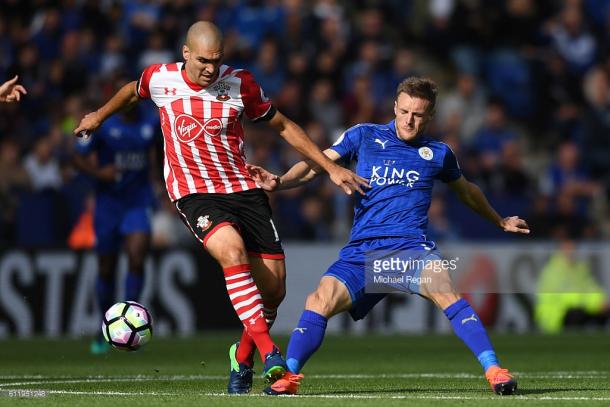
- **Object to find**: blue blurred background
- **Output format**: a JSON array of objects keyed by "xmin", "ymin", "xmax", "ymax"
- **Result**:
[{"xmin": 1, "ymin": 0, "xmax": 609, "ymax": 248}]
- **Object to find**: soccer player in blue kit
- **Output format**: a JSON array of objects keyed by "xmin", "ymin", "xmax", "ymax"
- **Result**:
[
  {"xmin": 73, "ymin": 104, "xmax": 158, "ymax": 354},
  {"xmin": 248, "ymin": 77, "xmax": 530, "ymax": 395}
]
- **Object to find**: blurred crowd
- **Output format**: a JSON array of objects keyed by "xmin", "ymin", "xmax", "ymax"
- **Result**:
[{"xmin": 1, "ymin": 0, "xmax": 610, "ymax": 248}]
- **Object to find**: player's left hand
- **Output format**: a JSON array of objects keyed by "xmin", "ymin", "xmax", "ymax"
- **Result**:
[
  {"xmin": 0, "ymin": 75, "xmax": 27, "ymax": 103},
  {"xmin": 246, "ymin": 163, "xmax": 280, "ymax": 191},
  {"xmin": 500, "ymin": 216, "xmax": 530, "ymax": 234},
  {"xmin": 328, "ymin": 166, "xmax": 370, "ymax": 196}
]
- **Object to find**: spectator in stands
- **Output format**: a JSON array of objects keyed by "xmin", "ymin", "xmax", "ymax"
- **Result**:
[
  {"xmin": 23, "ymin": 135, "xmax": 63, "ymax": 191},
  {"xmin": 547, "ymin": 4, "xmax": 597, "ymax": 76},
  {"xmin": 535, "ymin": 236, "xmax": 609, "ymax": 333},
  {"xmin": 437, "ymin": 72, "xmax": 487, "ymax": 143},
  {"xmin": 469, "ymin": 100, "xmax": 517, "ymax": 172},
  {"xmin": 578, "ymin": 67, "xmax": 610, "ymax": 182},
  {"xmin": 540, "ymin": 141, "xmax": 600, "ymax": 202},
  {"xmin": 0, "ymin": 139, "xmax": 30, "ymax": 245}
]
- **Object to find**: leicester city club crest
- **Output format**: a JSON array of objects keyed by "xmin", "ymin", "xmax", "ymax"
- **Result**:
[{"xmin": 418, "ymin": 147, "xmax": 433, "ymax": 161}]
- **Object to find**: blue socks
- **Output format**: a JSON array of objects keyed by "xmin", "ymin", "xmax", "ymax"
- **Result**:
[
  {"xmin": 97, "ymin": 272, "xmax": 144, "ymax": 315},
  {"xmin": 285, "ymin": 300, "xmax": 498, "ymax": 374},
  {"xmin": 443, "ymin": 298, "xmax": 499, "ymax": 372},
  {"xmin": 125, "ymin": 271, "xmax": 144, "ymax": 302},
  {"xmin": 95, "ymin": 277, "xmax": 115, "ymax": 317},
  {"xmin": 286, "ymin": 310, "xmax": 328, "ymax": 374}
]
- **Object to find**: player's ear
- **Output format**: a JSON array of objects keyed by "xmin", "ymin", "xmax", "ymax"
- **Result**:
[
  {"xmin": 393, "ymin": 99, "xmax": 398, "ymax": 116},
  {"xmin": 182, "ymin": 44, "xmax": 190, "ymax": 61}
]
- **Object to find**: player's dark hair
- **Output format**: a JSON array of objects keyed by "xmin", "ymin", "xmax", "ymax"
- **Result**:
[{"xmin": 396, "ymin": 77, "xmax": 437, "ymax": 112}]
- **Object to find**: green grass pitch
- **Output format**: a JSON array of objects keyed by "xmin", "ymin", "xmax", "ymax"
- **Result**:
[{"xmin": 0, "ymin": 333, "xmax": 608, "ymax": 406}]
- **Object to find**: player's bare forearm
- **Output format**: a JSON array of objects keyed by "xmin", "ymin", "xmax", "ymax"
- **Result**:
[
  {"xmin": 268, "ymin": 111, "xmax": 370, "ymax": 195},
  {"xmin": 247, "ymin": 149, "xmax": 339, "ymax": 191},
  {"xmin": 269, "ymin": 111, "xmax": 338, "ymax": 173},
  {"xmin": 278, "ymin": 151, "xmax": 337, "ymax": 190},
  {"xmin": 96, "ymin": 81, "xmax": 140, "ymax": 121},
  {"xmin": 449, "ymin": 176, "xmax": 530, "ymax": 234},
  {"xmin": 74, "ymin": 81, "xmax": 140, "ymax": 135},
  {"xmin": 458, "ymin": 180, "xmax": 502, "ymax": 226}
]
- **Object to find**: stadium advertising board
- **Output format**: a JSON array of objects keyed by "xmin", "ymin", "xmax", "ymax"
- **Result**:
[{"xmin": 1, "ymin": 243, "xmax": 609, "ymax": 337}]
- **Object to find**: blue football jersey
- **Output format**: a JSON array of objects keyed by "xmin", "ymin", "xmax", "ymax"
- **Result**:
[
  {"xmin": 75, "ymin": 111, "xmax": 158, "ymax": 206},
  {"xmin": 330, "ymin": 120, "xmax": 461, "ymax": 242}
]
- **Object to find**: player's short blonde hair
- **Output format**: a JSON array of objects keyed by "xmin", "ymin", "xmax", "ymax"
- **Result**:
[{"xmin": 396, "ymin": 77, "xmax": 437, "ymax": 113}]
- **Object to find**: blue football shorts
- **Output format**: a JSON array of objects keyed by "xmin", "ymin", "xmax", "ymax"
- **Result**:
[
  {"xmin": 323, "ymin": 236, "xmax": 442, "ymax": 321},
  {"xmin": 94, "ymin": 198, "xmax": 152, "ymax": 254}
]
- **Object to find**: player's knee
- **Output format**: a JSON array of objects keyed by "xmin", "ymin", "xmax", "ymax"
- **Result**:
[
  {"xmin": 305, "ymin": 290, "xmax": 335, "ymax": 318},
  {"xmin": 424, "ymin": 290, "xmax": 461, "ymax": 310},
  {"xmin": 218, "ymin": 246, "xmax": 249, "ymax": 267}
]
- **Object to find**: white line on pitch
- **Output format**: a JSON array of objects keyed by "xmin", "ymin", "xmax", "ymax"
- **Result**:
[
  {"xmin": 203, "ymin": 393, "xmax": 610, "ymax": 401},
  {"xmin": 0, "ymin": 371, "xmax": 607, "ymax": 386},
  {"xmin": 3, "ymin": 389, "xmax": 609, "ymax": 401}
]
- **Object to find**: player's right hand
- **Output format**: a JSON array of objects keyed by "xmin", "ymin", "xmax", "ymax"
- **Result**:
[
  {"xmin": 246, "ymin": 163, "xmax": 280, "ymax": 191},
  {"xmin": 0, "ymin": 75, "xmax": 27, "ymax": 103},
  {"xmin": 74, "ymin": 111, "xmax": 102, "ymax": 137},
  {"xmin": 328, "ymin": 166, "xmax": 370, "ymax": 196}
]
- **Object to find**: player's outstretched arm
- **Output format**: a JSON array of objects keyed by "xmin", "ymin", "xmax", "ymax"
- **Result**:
[
  {"xmin": 268, "ymin": 111, "xmax": 369, "ymax": 195},
  {"xmin": 448, "ymin": 176, "xmax": 530, "ymax": 234},
  {"xmin": 246, "ymin": 149, "xmax": 341, "ymax": 191},
  {"xmin": 0, "ymin": 75, "xmax": 27, "ymax": 103},
  {"xmin": 73, "ymin": 81, "xmax": 140, "ymax": 137}
]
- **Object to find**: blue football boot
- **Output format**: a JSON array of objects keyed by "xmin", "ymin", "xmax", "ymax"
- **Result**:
[
  {"xmin": 262, "ymin": 346, "xmax": 287, "ymax": 383},
  {"xmin": 227, "ymin": 342, "xmax": 254, "ymax": 394}
]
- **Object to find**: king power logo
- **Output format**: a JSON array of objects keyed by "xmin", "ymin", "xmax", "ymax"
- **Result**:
[{"xmin": 371, "ymin": 165, "xmax": 420, "ymax": 187}]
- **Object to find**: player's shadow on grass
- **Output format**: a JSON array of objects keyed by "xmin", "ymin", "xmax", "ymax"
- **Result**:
[
  {"xmin": 307, "ymin": 388, "xmax": 486, "ymax": 395},
  {"xmin": 517, "ymin": 388, "xmax": 610, "ymax": 395},
  {"xmin": 307, "ymin": 387, "xmax": 601, "ymax": 396}
]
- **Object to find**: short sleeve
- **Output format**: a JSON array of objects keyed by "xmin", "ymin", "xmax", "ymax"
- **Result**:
[
  {"xmin": 137, "ymin": 64, "xmax": 162, "ymax": 99},
  {"xmin": 330, "ymin": 125, "xmax": 363, "ymax": 164},
  {"xmin": 237, "ymin": 70, "xmax": 274, "ymax": 122},
  {"xmin": 437, "ymin": 143, "xmax": 462, "ymax": 183}
]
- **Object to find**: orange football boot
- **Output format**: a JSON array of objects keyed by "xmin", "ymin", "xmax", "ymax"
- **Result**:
[
  {"xmin": 485, "ymin": 366, "xmax": 517, "ymax": 395},
  {"xmin": 263, "ymin": 372, "xmax": 304, "ymax": 395}
]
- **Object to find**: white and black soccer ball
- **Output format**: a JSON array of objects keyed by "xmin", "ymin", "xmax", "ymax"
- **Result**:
[{"xmin": 102, "ymin": 301, "xmax": 153, "ymax": 351}]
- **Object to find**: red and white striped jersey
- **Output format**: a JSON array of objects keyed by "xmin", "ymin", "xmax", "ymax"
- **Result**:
[{"xmin": 137, "ymin": 62, "xmax": 273, "ymax": 200}]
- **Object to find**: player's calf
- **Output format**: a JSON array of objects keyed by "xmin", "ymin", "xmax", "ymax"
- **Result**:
[
  {"xmin": 419, "ymin": 266, "xmax": 517, "ymax": 395},
  {"xmin": 305, "ymin": 276, "xmax": 352, "ymax": 318}
]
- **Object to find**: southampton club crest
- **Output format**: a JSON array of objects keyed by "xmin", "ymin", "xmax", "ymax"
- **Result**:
[
  {"xmin": 196, "ymin": 215, "xmax": 212, "ymax": 231},
  {"xmin": 212, "ymin": 81, "xmax": 231, "ymax": 101}
]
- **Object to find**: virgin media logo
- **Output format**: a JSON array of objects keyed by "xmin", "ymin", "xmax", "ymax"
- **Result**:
[
  {"xmin": 203, "ymin": 118, "xmax": 223, "ymax": 137},
  {"xmin": 175, "ymin": 114, "xmax": 203, "ymax": 143},
  {"xmin": 174, "ymin": 115, "xmax": 223, "ymax": 143}
]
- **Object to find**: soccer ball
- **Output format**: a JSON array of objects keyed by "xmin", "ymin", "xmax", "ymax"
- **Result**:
[{"xmin": 102, "ymin": 301, "xmax": 153, "ymax": 351}]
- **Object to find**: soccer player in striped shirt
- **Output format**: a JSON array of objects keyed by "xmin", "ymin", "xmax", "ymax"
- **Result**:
[
  {"xmin": 74, "ymin": 21, "xmax": 368, "ymax": 392},
  {"xmin": 248, "ymin": 77, "xmax": 530, "ymax": 396}
]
